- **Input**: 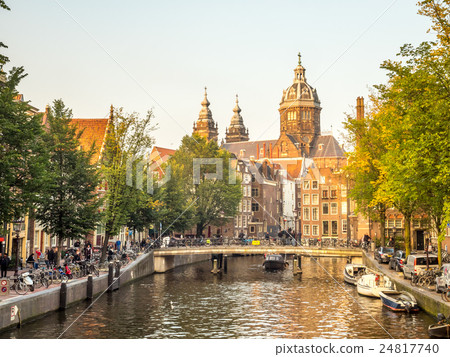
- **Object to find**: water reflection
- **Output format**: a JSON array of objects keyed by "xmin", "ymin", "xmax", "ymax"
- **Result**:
[{"xmin": 0, "ymin": 256, "xmax": 435, "ymax": 339}]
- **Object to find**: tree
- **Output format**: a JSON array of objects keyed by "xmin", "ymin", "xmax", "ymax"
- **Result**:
[
  {"xmin": 35, "ymin": 100, "xmax": 102, "ymax": 265},
  {"xmin": 101, "ymin": 107, "xmax": 156, "ymax": 261},
  {"xmin": 343, "ymin": 103, "xmax": 389, "ymax": 246},
  {"xmin": 0, "ymin": 67, "xmax": 48, "ymax": 232},
  {"xmin": 345, "ymin": 0, "xmax": 450, "ymax": 261},
  {"xmin": 168, "ymin": 135, "xmax": 242, "ymax": 236}
]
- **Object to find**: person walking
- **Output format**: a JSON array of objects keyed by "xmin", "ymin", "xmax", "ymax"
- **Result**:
[
  {"xmin": 0, "ymin": 253, "xmax": 10, "ymax": 278},
  {"xmin": 44, "ymin": 249, "xmax": 50, "ymax": 268}
]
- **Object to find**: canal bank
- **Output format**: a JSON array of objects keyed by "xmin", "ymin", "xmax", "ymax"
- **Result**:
[
  {"xmin": 0, "ymin": 251, "xmax": 154, "ymax": 332},
  {"xmin": 362, "ymin": 251, "xmax": 450, "ymax": 317}
]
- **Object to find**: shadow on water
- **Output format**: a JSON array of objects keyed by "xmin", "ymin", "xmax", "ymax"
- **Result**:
[{"xmin": 0, "ymin": 255, "xmax": 436, "ymax": 339}]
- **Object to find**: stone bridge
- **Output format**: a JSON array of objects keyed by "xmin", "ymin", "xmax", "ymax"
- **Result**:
[{"xmin": 153, "ymin": 246, "xmax": 362, "ymax": 272}]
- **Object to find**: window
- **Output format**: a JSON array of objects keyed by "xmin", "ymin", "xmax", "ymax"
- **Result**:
[
  {"xmin": 251, "ymin": 174, "xmax": 256, "ymax": 182},
  {"xmin": 238, "ymin": 216, "xmax": 242, "ymax": 227},
  {"xmin": 234, "ymin": 218, "xmax": 238, "ymax": 227},
  {"xmin": 330, "ymin": 188, "xmax": 337, "ymax": 198},
  {"xmin": 413, "ymin": 220, "xmax": 420, "ymax": 228},
  {"xmin": 252, "ymin": 188, "xmax": 259, "ymax": 197},
  {"xmin": 247, "ymin": 200, "xmax": 251, "ymax": 212},
  {"xmin": 239, "ymin": 202, "xmax": 242, "ymax": 212},
  {"xmin": 331, "ymin": 221, "xmax": 338, "ymax": 235},
  {"xmin": 243, "ymin": 201, "xmax": 247, "ymax": 212},
  {"xmin": 388, "ymin": 219, "xmax": 394, "ymax": 228},
  {"xmin": 342, "ymin": 219, "xmax": 347, "ymax": 233},
  {"xmin": 331, "ymin": 202, "xmax": 338, "ymax": 215},
  {"xmin": 322, "ymin": 203, "xmax": 329, "ymax": 215},
  {"xmin": 395, "ymin": 219, "xmax": 402, "ymax": 228},
  {"xmin": 243, "ymin": 216, "xmax": 247, "ymax": 228},
  {"xmin": 250, "ymin": 226, "xmax": 255, "ymax": 233},
  {"xmin": 341, "ymin": 201, "xmax": 347, "ymax": 215},
  {"xmin": 312, "ymin": 194, "xmax": 319, "ymax": 205},
  {"xmin": 312, "ymin": 207, "xmax": 319, "ymax": 221},
  {"xmin": 312, "ymin": 180, "xmax": 318, "ymax": 189},
  {"xmin": 303, "ymin": 225, "xmax": 310, "ymax": 236},
  {"xmin": 298, "ymin": 202, "xmax": 301, "ymax": 208},
  {"xmin": 303, "ymin": 207, "xmax": 310, "ymax": 220},
  {"xmin": 303, "ymin": 194, "xmax": 310, "ymax": 205},
  {"xmin": 323, "ymin": 221, "xmax": 329, "ymax": 235},
  {"xmin": 312, "ymin": 225, "xmax": 319, "ymax": 236},
  {"xmin": 303, "ymin": 180, "xmax": 310, "ymax": 189},
  {"xmin": 322, "ymin": 190, "xmax": 328, "ymax": 199},
  {"xmin": 251, "ymin": 203, "xmax": 259, "ymax": 212}
]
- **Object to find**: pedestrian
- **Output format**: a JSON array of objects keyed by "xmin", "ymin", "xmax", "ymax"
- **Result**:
[
  {"xmin": 48, "ymin": 247, "xmax": 55, "ymax": 267},
  {"xmin": 116, "ymin": 239, "xmax": 121, "ymax": 252},
  {"xmin": 0, "ymin": 253, "xmax": 9, "ymax": 278},
  {"xmin": 26, "ymin": 253, "xmax": 35, "ymax": 269},
  {"xmin": 44, "ymin": 249, "xmax": 50, "ymax": 268}
]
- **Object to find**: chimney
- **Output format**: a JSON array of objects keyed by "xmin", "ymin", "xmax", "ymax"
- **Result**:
[
  {"xmin": 256, "ymin": 144, "xmax": 259, "ymax": 160},
  {"xmin": 269, "ymin": 143, "xmax": 273, "ymax": 158},
  {"xmin": 356, "ymin": 96, "xmax": 364, "ymax": 121},
  {"xmin": 263, "ymin": 143, "xmax": 266, "ymax": 158}
]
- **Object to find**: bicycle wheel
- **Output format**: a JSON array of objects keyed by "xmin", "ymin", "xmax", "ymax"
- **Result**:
[
  {"xmin": 14, "ymin": 280, "xmax": 29, "ymax": 295},
  {"xmin": 42, "ymin": 277, "xmax": 50, "ymax": 288},
  {"xmin": 442, "ymin": 290, "xmax": 450, "ymax": 302},
  {"xmin": 61, "ymin": 275, "xmax": 69, "ymax": 284},
  {"xmin": 410, "ymin": 275, "xmax": 418, "ymax": 286},
  {"xmin": 91, "ymin": 266, "xmax": 99, "ymax": 277}
]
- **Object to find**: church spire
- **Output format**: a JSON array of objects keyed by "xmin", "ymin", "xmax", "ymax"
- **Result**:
[
  {"xmin": 225, "ymin": 94, "xmax": 249, "ymax": 143},
  {"xmin": 193, "ymin": 87, "xmax": 218, "ymax": 142}
]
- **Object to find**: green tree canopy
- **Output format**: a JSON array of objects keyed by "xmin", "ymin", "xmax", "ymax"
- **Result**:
[{"xmin": 35, "ymin": 99, "xmax": 102, "ymax": 264}]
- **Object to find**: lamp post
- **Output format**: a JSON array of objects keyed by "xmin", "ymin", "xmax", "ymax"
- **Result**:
[
  {"xmin": 425, "ymin": 232, "xmax": 430, "ymax": 270},
  {"xmin": 346, "ymin": 174, "xmax": 350, "ymax": 247},
  {"xmin": 12, "ymin": 219, "xmax": 23, "ymax": 276}
]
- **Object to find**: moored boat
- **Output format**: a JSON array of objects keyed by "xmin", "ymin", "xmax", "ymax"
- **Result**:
[
  {"xmin": 343, "ymin": 264, "xmax": 367, "ymax": 285},
  {"xmin": 263, "ymin": 254, "xmax": 288, "ymax": 270},
  {"xmin": 379, "ymin": 290, "xmax": 419, "ymax": 312},
  {"xmin": 429, "ymin": 314, "xmax": 450, "ymax": 338},
  {"xmin": 357, "ymin": 273, "xmax": 394, "ymax": 297}
]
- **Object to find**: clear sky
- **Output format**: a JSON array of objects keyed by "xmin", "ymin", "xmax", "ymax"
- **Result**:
[{"xmin": 1, "ymin": 0, "xmax": 433, "ymax": 149}]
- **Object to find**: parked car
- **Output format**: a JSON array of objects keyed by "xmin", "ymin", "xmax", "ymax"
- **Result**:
[
  {"xmin": 374, "ymin": 247, "xmax": 395, "ymax": 264},
  {"xmin": 388, "ymin": 250, "xmax": 406, "ymax": 271},
  {"xmin": 435, "ymin": 263, "xmax": 450, "ymax": 293},
  {"xmin": 402, "ymin": 253, "xmax": 439, "ymax": 279}
]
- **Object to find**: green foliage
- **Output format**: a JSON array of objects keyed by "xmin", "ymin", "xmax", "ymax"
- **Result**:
[
  {"xmin": 0, "ymin": 67, "xmax": 48, "ymax": 227},
  {"xmin": 165, "ymin": 135, "xmax": 242, "ymax": 236},
  {"xmin": 35, "ymin": 100, "xmax": 102, "ymax": 263},
  {"xmin": 344, "ymin": 0, "xmax": 450, "ymax": 260},
  {"xmin": 101, "ymin": 107, "xmax": 156, "ymax": 259}
]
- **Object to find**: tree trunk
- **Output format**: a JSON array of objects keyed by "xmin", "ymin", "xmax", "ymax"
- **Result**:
[
  {"xmin": 101, "ymin": 231, "xmax": 110, "ymax": 263},
  {"xmin": 56, "ymin": 238, "xmax": 62, "ymax": 267},
  {"xmin": 379, "ymin": 208, "xmax": 386, "ymax": 247},
  {"xmin": 434, "ymin": 216, "xmax": 443, "ymax": 267},
  {"xmin": 403, "ymin": 213, "xmax": 411, "ymax": 258},
  {"xmin": 196, "ymin": 223, "xmax": 204, "ymax": 237}
]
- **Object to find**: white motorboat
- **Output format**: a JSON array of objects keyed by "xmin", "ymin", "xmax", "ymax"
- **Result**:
[
  {"xmin": 343, "ymin": 264, "xmax": 367, "ymax": 285},
  {"xmin": 357, "ymin": 273, "xmax": 395, "ymax": 297}
]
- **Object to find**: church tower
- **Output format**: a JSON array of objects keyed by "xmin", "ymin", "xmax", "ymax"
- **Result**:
[
  {"xmin": 225, "ymin": 95, "xmax": 249, "ymax": 143},
  {"xmin": 193, "ymin": 87, "xmax": 219, "ymax": 142},
  {"xmin": 278, "ymin": 53, "xmax": 321, "ymax": 152}
]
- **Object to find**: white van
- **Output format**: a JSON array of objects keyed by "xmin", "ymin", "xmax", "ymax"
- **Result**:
[
  {"xmin": 435, "ymin": 263, "xmax": 450, "ymax": 293},
  {"xmin": 402, "ymin": 254, "xmax": 439, "ymax": 279}
]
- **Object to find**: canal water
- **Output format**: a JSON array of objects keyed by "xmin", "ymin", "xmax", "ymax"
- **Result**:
[{"xmin": 0, "ymin": 256, "xmax": 436, "ymax": 339}]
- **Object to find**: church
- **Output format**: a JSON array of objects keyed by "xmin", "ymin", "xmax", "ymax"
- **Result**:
[{"xmin": 192, "ymin": 54, "xmax": 354, "ymax": 241}]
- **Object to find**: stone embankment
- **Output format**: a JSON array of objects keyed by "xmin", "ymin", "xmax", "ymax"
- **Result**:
[{"xmin": 362, "ymin": 251, "xmax": 450, "ymax": 317}]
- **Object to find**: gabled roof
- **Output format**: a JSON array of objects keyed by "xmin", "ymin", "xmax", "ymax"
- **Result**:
[
  {"xmin": 222, "ymin": 139, "xmax": 278, "ymax": 158},
  {"xmin": 310, "ymin": 135, "xmax": 345, "ymax": 158},
  {"xmin": 71, "ymin": 119, "xmax": 109, "ymax": 163}
]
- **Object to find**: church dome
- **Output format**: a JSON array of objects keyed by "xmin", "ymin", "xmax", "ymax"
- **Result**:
[{"xmin": 280, "ymin": 53, "xmax": 320, "ymax": 107}]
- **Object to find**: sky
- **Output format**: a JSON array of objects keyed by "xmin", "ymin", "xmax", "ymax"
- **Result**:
[{"xmin": 1, "ymin": 0, "xmax": 434, "ymax": 149}]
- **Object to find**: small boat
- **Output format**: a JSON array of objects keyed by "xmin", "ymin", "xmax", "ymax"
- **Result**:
[
  {"xmin": 357, "ymin": 273, "xmax": 395, "ymax": 297},
  {"xmin": 344, "ymin": 264, "xmax": 367, "ymax": 285},
  {"xmin": 263, "ymin": 254, "xmax": 288, "ymax": 270},
  {"xmin": 429, "ymin": 314, "xmax": 450, "ymax": 338},
  {"xmin": 379, "ymin": 290, "xmax": 419, "ymax": 312}
]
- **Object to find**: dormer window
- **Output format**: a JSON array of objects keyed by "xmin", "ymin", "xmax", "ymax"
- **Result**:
[{"xmin": 318, "ymin": 144, "xmax": 324, "ymax": 151}]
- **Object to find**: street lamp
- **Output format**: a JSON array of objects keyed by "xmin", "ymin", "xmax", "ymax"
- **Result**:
[{"xmin": 12, "ymin": 219, "xmax": 23, "ymax": 275}]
